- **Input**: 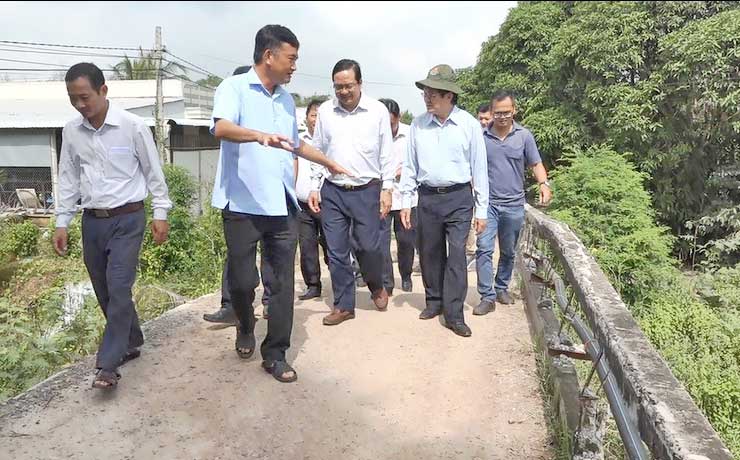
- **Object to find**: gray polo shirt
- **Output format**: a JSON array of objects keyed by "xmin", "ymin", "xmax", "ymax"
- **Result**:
[{"xmin": 483, "ymin": 122, "xmax": 542, "ymax": 207}]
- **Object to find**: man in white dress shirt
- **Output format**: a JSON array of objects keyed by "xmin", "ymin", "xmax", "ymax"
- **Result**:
[
  {"xmin": 378, "ymin": 98, "xmax": 417, "ymax": 294},
  {"xmin": 53, "ymin": 62, "xmax": 172, "ymax": 389},
  {"xmin": 294, "ymin": 98, "xmax": 330, "ymax": 300},
  {"xmin": 308, "ymin": 59, "xmax": 394, "ymax": 326}
]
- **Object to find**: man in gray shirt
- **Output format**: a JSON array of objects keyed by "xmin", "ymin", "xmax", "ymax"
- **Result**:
[{"xmin": 474, "ymin": 90, "xmax": 552, "ymax": 316}]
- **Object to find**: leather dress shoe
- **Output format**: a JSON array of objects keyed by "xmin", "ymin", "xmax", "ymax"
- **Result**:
[
  {"xmin": 298, "ymin": 286, "xmax": 321, "ymax": 300},
  {"xmin": 447, "ymin": 322, "xmax": 472, "ymax": 337},
  {"xmin": 418, "ymin": 307, "xmax": 441, "ymax": 320},
  {"xmin": 371, "ymin": 288, "xmax": 389, "ymax": 311},
  {"xmin": 323, "ymin": 309, "xmax": 355, "ymax": 326},
  {"xmin": 401, "ymin": 278, "xmax": 412, "ymax": 292},
  {"xmin": 203, "ymin": 306, "xmax": 238, "ymax": 325}
]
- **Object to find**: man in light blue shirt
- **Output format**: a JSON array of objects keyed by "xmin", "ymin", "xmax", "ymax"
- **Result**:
[
  {"xmin": 399, "ymin": 64, "xmax": 489, "ymax": 338},
  {"xmin": 211, "ymin": 25, "xmax": 349, "ymax": 383}
]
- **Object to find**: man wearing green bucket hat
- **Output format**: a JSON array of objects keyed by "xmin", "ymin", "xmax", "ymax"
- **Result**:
[{"xmin": 399, "ymin": 64, "xmax": 489, "ymax": 338}]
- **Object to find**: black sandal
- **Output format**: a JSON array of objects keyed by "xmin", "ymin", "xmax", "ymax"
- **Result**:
[
  {"xmin": 120, "ymin": 348, "xmax": 141, "ymax": 365},
  {"xmin": 261, "ymin": 360, "xmax": 298, "ymax": 383},
  {"xmin": 235, "ymin": 329, "xmax": 256, "ymax": 359},
  {"xmin": 92, "ymin": 369, "xmax": 120, "ymax": 389}
]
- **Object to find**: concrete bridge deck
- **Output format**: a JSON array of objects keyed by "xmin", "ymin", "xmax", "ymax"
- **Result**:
[{"xmin": 1, "ymin": 266, "xmax": 550, "ymax": 460}]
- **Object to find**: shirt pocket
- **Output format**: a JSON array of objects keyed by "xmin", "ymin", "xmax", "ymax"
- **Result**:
[
  {"xmin": 106, "ymin": 146, "xmax": 138, "ymax": 179},
  {"xmin": 504, "ymin": 138, "xmax": 525, "ymax": 160}
]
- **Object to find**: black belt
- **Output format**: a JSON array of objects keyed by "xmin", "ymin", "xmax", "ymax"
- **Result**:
[
  {"xmin": 84, "ymin": 201, "xmax": 144, "ymax": 218},
  {"xmin": 327, "ymin": 178, "xmax": 380, "ymax": 191},
  {"xmin": 418, "ymin": 182, "xmax": 470, "ymax": 195}
]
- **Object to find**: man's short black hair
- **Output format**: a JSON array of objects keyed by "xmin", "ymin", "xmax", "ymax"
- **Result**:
[
  {"xmin": 477, "ymin": 103, "xmax": 491, "ymax": 114},
  {"xmin": 65, "ymin": 62, "xmax": 105, "ymax": 92},
  {"xmin": 253, "ymin": 25, "xmax": 299, "ymax": 64},
  {"xmin": 331, "ymin": 59, "xmax": 362, "ymax": 82},
  {"xmin": 491, "ymin": 90, "xmax": 516, "ymax": 105},
  {"xmin": 233, "ymin": 65, "xmax": 252, "ymax": 76},
  {"xmin": 306, "ymin": 98, "xmax": 323, "ymax": 115},
  {"xmin": 379, "ymin": 98, "xmax": 400, "ymax": 117}
]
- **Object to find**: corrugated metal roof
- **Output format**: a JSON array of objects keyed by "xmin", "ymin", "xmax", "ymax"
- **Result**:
[{"xmin": 0, "ymin": 97, "xmax": 183, "ymax": 128}]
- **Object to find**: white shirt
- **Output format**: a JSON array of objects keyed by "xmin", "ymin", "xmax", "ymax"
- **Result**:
[
  {"xmin": 390, "ymin": 123, "xmax": 417, "ymax": 210},
  {"xmin": 295, "ymin": 131, "xmax": 323, "ymax": 202},
  {"xmin": 55, "ymin": 103, "xmax": 172, "ymax": 228},
  {"xmin": 311, "ymin": 93, "xmax": 394, "ymax": 190}
]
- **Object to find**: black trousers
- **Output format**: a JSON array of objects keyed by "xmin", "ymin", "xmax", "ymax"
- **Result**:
[
  {"xmin": 416, "ymin": 186, "xmax": 473, "ymax": 323},
  {"xmin": 82, "ymin": 208, "xmax": 146, "ymax": 371},
  {"xmin": 297, "ymin": 200, "xmax": 329, "ymax": 289},
  {"xmin": 320, "ymin": 180, "xmax": 384, "ymax": 312},
  {"xmin": 221, "ymin": 242, "xmax": 273, "ymax": 308},
  {"xmin": 381, "ymin": 209, "xmax": 417, "ymax": 290},
  {"xmin": 222, "ymin": 204, "xmax": 297, "ymax": 362}
]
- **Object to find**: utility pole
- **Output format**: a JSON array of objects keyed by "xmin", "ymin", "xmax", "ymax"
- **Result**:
[{"xmin": 154, "ymin": 26, "xmax": 169, "ymax": 164}]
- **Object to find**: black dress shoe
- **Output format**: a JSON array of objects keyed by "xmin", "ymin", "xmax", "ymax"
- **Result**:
[
  {"xmin": 473, "ymin": 299, "xmax": 495, "ymax": 316},
  {"xmin": 496, "ymin": 290, "xmax": 515, "ymax": 305},
  {"xmin": 447, "ymin": 322, "xmax": 472, "ymax": 337},
  {"xmin": 401, "ymin": 278, "xmax": 412, "ymax": 292},
  {"xmin": 419, "ymin": 307, "xmax": 441, "ymax": 320},
  {"xmin": 203, "ymin": 306, "xmax": 238, "ymax": 324},
  {"xmin": 298, "ymin": 286, "xmax": 322, "ymax": 300}
]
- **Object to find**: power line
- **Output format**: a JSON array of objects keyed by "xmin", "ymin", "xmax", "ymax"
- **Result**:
[
  {"xmin": 164, "ymin": 50, "xmax": 220, "ymax": 79},
  {"xmin": 0, "ymin": 46, "xmax": 129, "ymax": 59},
  {"xmin": 0, "ymin": 40, "xmax": 154, "ymax": 52}
]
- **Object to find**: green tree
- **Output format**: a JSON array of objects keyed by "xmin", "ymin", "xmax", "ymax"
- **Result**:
[
  {"xmin": 196, "ymin": 75, "xmax": 223, "ymax": 88},
  {"xmin": 461, "ymin": 1, "xmax": 740, "ymax": 264},
  {"xmin": 400, "ymin": 110, "xmax": 413, "ymax": 125},
  {"xmin": 112, "ymin": 47, "xmax": 188, "ymax": 80}
]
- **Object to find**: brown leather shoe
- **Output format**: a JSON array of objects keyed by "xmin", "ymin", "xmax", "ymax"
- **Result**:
[
  {"xmin": 323, "ymin": 309, "xmax": 355, "ymax": 326},
  {"xmin": 371, "ymin": 288, "xmax": 389, "ymax": 311}
]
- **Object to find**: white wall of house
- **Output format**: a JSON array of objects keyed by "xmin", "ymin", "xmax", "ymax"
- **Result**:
[
  {"xmin": 0, "ymin": 129, "xmax": 53, "ymax": 167},
  {"xmin": 172, "ymin": 148, "xmax": 220, "ymax": 215},
  {"xmin": 127, "ymin": 100, "xmax": 186, "ymax": 119}
]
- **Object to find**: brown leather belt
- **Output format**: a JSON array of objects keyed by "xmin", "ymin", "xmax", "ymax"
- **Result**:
[{"xmin": 84, "ymin": 201, "xmax": 144, "ymax": 218}]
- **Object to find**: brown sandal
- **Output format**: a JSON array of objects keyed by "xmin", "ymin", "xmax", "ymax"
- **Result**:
[{"xmin": 92, "ymin": 369, "xmax": 120, "ymax": 389}]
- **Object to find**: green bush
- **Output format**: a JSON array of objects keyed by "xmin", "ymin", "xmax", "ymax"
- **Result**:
[
  {"xmin": 1, "ymin": 221, "xmax": 41, "ymax": 259},
  {"xmin": 548, "ymin": 144, "xmax": 740, "ymax": 454}
]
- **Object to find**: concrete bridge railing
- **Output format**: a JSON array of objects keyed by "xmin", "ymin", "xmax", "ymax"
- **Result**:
[{"xmin": 516, "ymin": 205, "xmax": 732, "ymax": 460}]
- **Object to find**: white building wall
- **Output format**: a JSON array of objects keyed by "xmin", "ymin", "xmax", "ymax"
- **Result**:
[{"xmin": 0, "ymin": 129, "xmax": 53, "ymax": 167}]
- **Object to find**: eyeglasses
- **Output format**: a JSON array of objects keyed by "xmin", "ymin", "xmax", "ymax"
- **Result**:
[
  {"xmin": 333, "ymin": 83, "xmax": 358, "ymax": 92},
  {"xmin": 421, "ymin": 89, "xmax": 443, "ymax": 100},
  {"xmin": 492, "ymin": 111, "xmax": 513, "ymax": 119}
]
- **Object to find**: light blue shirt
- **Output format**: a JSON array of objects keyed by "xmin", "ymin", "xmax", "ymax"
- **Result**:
[
  {"xmin": 210, "ymin": 69, "xmax": 300, "ymax": 216},
  {"xmin": 399, "ymin": 106, "xmax": 489, "ymax": 219}
]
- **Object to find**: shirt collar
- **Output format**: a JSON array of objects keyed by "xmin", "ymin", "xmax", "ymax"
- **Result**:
[
  {"xmin": 79, "ymin": 101, "xmax": 122, "ymax": 130},
  {"xmin": 425, "ymin": 106, "xmax": 461, "ymax": 127},
  {"xmin": 394, "ymin": 122, "xmax": 410, "ymax": 140},
  {"xmin": 333, "ymin": 92, "xmax": 369, "ymax": 114},
  {"xmin": 484, "ymin": 121, "xmax": 522, "ymax": 139},
  {"xmin": 246, "ymin": 67, "xmax": 285, "ymax": 100}
]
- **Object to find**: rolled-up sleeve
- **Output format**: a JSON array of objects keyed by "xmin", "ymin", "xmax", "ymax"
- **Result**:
[
  {"xmin": 310, "ymin": 112, "xmax": 326, "ymax": 191},
  {"xmin": 470, "ymin": 125, "xmax": 489, "ymax": 219},
  {"xmin": 55, "ymin": 126, "xmax": 80, "ymax": 228},
  {"xmin": 399, "ymin": 122, "xmax": 419, "ymax": 209},
  {"xmin": 135, "ymin": 122, "xmax": 172, "ymax": 220}
]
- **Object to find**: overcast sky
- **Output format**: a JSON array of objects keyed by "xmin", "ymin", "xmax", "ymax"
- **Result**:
[{"xmin": 0, "ymin": 1, "xmax": 515, "ymax": 114}]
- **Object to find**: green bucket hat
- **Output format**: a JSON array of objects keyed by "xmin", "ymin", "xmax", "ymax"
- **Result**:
[{"xmin": 415, "ymin": 64, "xmax": 462, "ymax": 95}]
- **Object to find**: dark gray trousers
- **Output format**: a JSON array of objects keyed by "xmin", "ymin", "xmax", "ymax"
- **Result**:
[
  {"xmin": 82, "ymin": 208, "xmax": 146, "ymax": 371},
  {"xmin": 416, "ymin": 186, "xmax": 473, "ymax": 324}
]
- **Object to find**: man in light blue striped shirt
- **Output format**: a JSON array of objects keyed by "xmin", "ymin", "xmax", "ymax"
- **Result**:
[{"xmin": 399, "ymin": 64, "xmax": 489, "ymax": 338}]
